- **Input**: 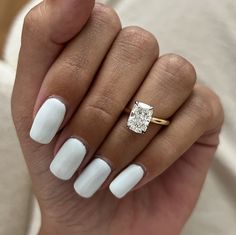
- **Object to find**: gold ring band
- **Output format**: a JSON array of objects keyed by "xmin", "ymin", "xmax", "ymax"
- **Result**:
[{"xmin": 150, "ymin": 117, "xmax": 170, "ymax": 126}]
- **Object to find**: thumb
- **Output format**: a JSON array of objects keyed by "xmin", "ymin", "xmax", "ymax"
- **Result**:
[{"xmin": 44, "ymin": 0, "xmax": 95, "ymax": 43}]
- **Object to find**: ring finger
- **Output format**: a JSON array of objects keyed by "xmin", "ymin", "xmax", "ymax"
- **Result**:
[{"xmin": 74, "ymin": 54, "xmax": 196, "ymax": 198}]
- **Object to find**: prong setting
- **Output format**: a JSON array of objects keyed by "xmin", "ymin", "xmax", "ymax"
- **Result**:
[{"xmin": 127, "ymin": 101, "xmax": 154, "ymax": 134}]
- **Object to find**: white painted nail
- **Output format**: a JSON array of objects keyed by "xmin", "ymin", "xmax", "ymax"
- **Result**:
[
  {"xmin": 30, "ymin": 98, "xmax": 66, "ymax": 144},
  {"xmin": 50, "ymin": 138, "xmax": 87, "ymax": 180},
  {"xmin": 109, "ymin": 164, "xmax": 144, "ymax": 198},
  {"xmin": 74, "ymin": 158, "xmax": 111, "ymax": 198}
]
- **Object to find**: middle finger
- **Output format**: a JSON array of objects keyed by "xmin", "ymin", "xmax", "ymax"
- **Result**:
[{"xmin": 50, "ymin": 26, "xmax": 159, "ymax": 183}]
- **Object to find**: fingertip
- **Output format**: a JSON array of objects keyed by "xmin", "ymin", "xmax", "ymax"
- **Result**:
[{"xmin": 45, "ymin": 0, "xmax": 95, "ymax": 43}]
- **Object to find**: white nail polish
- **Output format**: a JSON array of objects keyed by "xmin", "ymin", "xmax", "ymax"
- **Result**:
[
  {"xmin": 74, "ymin": 158, "xmax": 111, "ymax": 198},
  {"xmin": 30, "ymin": 98, "xmax": 66, "ymax": 144},
  {"xmin": 109, "ymin": 164, "xmax": 144, "ymax": 198},
  {"xmin": 50, "ymin": 138, "xmax": 86, "ymax": 180}
]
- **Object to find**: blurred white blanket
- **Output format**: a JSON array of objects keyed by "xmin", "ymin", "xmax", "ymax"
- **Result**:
[{"xmin": 0, "ymin": 0, "xmax": 236, "ymax": 234}]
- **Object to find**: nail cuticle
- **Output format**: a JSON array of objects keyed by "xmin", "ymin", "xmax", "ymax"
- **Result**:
[
  {"xmin": 48, "ymin": 95, "xmax": 68, "ymax": 124},
  {"xmin": 70, "ymin": 135, "xmax": 89, "ymax": 155},
  {"xmin": 95, "ymin": 154, "xmax": 114, "ymax": 172},
  {"xmin": 134, "ymin": 162, "xmax": 147, "ymax": 178}
]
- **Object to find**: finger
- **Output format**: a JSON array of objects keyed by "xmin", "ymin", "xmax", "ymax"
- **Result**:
[
  {"xmin": 12, "ymin": 0, "xmax": 95, "ymax": 141},
  {"xmin": 73, "ymin": 54, "xmax": 196, "ymax": 198},
  {"xmin": 51, "ymin": 27, "xmax": 159, "ymax": 190},
  {"xmin": 109, "ymin": 85, "xmax": 224, "ymax": 198},
  {"xmin": 95, "ymin": 54, "xmax": 196, "ymax": 186},
  {"xmin": 30, "ymin": 4, "xmax": 121, "ymax": 144}
]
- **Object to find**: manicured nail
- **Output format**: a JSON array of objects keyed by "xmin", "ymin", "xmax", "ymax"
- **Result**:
[
  {"xmin": 30, "ymin": 98, "xmax": 66, "ymax": 144},
  {"xmin": 109, "ymin": 164, "xmax": 144, "ymax": 198},
  {"xmin": 50, "ymin": 138, "xmax": 87, "ymax": 180},
  {"xmin": 74, "ymin": 158, "xmax": 111, "ymax": 198}
]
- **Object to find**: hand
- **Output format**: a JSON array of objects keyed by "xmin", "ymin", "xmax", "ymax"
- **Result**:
[{"xmin": 11, "ymin": 1, "xmax": 224, "ymax": 235}]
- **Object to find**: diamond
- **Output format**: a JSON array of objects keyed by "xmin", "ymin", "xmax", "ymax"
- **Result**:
[{"xmin": 127, "ymin": 101, "xmax": 154, "ymax": 134}]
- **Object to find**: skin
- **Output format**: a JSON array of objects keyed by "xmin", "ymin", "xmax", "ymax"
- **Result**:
[{"xmin": 11, "ymin": 0, "xmax": 224, "ymax": 235}]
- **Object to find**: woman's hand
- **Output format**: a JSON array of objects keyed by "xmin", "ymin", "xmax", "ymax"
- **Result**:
[{"xmin": 11, "ymin": 1, "xmax": 224, "ymax": 234}]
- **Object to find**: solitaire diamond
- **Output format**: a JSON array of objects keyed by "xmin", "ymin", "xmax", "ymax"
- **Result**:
[{"xmin": 127, "ymin": 101, "xmax": 154, "ymax": 134}]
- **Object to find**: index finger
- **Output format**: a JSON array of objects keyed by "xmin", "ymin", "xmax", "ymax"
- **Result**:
[{"xmin": 12, "ymin": 0, "xmax": 95, "ymax": 139}]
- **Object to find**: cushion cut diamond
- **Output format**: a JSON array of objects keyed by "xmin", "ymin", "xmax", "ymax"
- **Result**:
[{"xmin": 127, "ymin": 101, "xmax": 154, "ymax": 134}]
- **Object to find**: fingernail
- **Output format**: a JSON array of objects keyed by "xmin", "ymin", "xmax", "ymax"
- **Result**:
[
  {"xmin": 30, "ymin": 98, "xmax": 66, "ymax": 144},
  {"xmin": 74, "ymin": 158, "xmax": 111, "ymax": 198},
  {"xmin": 50, "ymin": 138, "xmax": 87, "ymax": 180},
  {"xmin": 109, "ymin": 164, "xmax": 144, "ymax": 198}
]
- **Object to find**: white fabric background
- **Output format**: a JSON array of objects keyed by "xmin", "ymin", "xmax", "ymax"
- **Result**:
[{"xmin": 0, "ymin": 0, "xmax": 235, "ymax": 234}]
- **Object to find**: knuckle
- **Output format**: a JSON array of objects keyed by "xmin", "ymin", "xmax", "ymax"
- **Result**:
[
  {"xmin": 205, "ymin": 87, "xmax": 222, "ymax": 108},
  {"xmin": 201, "ymin": 87, "xmax": 224, "ymax": 126},
  {"xmin": 190, "ymin": 89, "xmax": 214, "ymax": 123},
  {"xmin": 92, "ymin": 4, "xmax": 121, "ymax": 33},
  {"xmin": 121, "ymin": 26, "xmax": 159, "ymax": 52},
  {"xmin": 60, "ymin": 55, "xmax": 90, "ymax": 77},
  {"xmin": 84, "ymin": 97, "xmax": 118, "ymax": 125},
  {"xmin": 115, "ymin": 26, "xmax": 159, "ymax": 64},
  {"xmin": 85, "ymin": 104, "xmax": 113, "ymax": 124},
  {"xmin": 23, "ymin": 6, "xmax": 41, "ymax": 37},
  {"xmin": 157, "ymin": 54, "xmax": 196, "ymax": 90}
]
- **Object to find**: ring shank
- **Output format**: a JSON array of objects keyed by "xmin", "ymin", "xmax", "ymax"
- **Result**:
[{"xmin": 151, "ymin": 117, "xmax": 170, "ymax": 126}]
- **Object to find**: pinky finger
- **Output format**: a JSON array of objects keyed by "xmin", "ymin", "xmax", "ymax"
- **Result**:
[{"xmin": 109, "ymin": 84, "xmax": 224, "ymax": 198}]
